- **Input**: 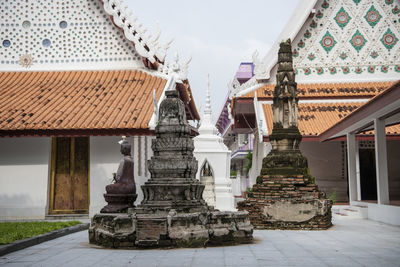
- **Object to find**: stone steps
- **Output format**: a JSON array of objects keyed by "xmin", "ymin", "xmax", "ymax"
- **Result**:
[{"xmin": 332, "ymin": 205, "xmax": 368, "ymax": 219}]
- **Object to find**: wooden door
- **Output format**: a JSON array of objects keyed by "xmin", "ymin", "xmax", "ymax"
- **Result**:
[{"xmin": 49, "ymin": 137, "xmax": 89, "ymax": 214}]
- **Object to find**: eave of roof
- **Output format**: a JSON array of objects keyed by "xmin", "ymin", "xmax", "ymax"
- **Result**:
[
  {"xmin": 319, "ymin": 81, "xmax": 400, "ymax": 141},
  {"xmin": 0, "ymin": 70, "xmax": 170, "ymax": 137},
  {"xmin": 238, "ymin": 81, "xmax": 397, "ymax": 100},
  {"xmin": 261, "ymin": 101, "xmax": 400, "ymax": 140}
]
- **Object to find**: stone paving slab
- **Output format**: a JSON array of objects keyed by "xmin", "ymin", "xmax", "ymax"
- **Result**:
[{"xmin": 0, "ymin": 215, "xmax": 399, "ymax": 267}]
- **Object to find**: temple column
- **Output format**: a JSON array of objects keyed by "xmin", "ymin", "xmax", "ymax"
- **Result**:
[
  {"xmin": 355, "ymin": 142, "xmax": 361, "ymax": 201},
  {"xmin": 374, "ymin": 118, "xmax": 389, "ymax": 205},
  {"xmin": 347, "ymin": 133, "xmax": 358, "ymax": 202}
]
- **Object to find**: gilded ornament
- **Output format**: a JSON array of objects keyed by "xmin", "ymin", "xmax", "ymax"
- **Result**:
[
  {"xmin": 370, "ymin": 51, "xmax": 379, "ymax": 59},
  {"xmin": 367, "ymin": 66, "xmax": 375, "ymax": 73},
  {"xmin": 342, "ymin": 66, "xmax": 350, "ymax": 74},
  {"xmin": 350, "ymin": 30, "xmax": 367, "ymax": 52},
  {"xmin": 380, "ymin": 28, "xmax": 398, "ymax": 51},
  {"xmin": 335, "ymin": 7, "xmax": 351, "ymax": 29},
  {"xmin": 364, "ymin": 5, "xmax": 382, "ymax": 27},
  {"xmin": 339, "ymin": 52, "xmax": 348, "ymax": 60},
  {"xmin": 19, "ymin": 54, "xmax": 33, "ymax": 68},
  {"xmin": 320, "ymin": 31, "xmax": 337, "ymax": 53}
]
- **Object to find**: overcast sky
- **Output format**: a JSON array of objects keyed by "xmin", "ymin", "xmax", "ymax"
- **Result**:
[{"xmin": 126, "ymin": 0, "xmax": 300, "ymax": 121}]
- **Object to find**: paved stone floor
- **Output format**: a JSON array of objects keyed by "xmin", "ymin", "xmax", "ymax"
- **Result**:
[{"xmin": 1, "ymin": 215, "xmax": 399, "ymax": 267}]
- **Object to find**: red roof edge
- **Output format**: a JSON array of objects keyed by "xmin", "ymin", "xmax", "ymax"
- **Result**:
[
  {"xmin": 319, "ymin": 80, "xmax": 400, "ymax": 142},
  {"xmin": 0, "ymin": 128, "xmax": 154, "ymax": 138}
]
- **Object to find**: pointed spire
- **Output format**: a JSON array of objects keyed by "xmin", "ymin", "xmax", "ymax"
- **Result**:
[
  {"xmin": 198, "ymin": 74, "xmax": 218, "ymax": 136},
  {"xmin": 204, "ymin": 74, "xmax": 211, "ymax": 115}
]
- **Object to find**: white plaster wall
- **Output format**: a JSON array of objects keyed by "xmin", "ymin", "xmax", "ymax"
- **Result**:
[
  {"xmin": 249, "ymin": 137, "xmax": 271, "ymax": 187},
  {"xmin": 89, "ymin": 136, "xmax": 153, "ymax": 216},
  {"xmin": 352, "ymin": 201, "xmax": 400, "ymax": 226},
  {"xmin": 300, "ymin": 141, "xmax": 348, "ymax": 202},
  {"xmin": 367, "ymin": 203, "xmax": 400, "ymax": 226},
  {"xmin": 231, "ymin": 175, "xmax": 242, "ymax": 197},
  {"xmin": 0, "ymin": 137, "xmax": 50, "ymax": 220}
]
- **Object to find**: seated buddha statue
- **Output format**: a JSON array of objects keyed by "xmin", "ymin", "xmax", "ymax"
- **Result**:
[{"xmin": 100, "ymin": 137, "xmax": 137, "ymax": 213}]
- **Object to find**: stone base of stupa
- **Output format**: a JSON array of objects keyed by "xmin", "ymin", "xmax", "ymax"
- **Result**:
[
  {"xmin": 88, "ymin": 209, "xmax": 253, "ymax": 248},
  {"xmin": 237, "ymin": 175, "xmax": 332, "ymax": 230}
]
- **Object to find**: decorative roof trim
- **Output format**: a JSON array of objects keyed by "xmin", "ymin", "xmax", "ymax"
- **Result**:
[
  {"xmin": 101, "ymin": 0, "xmax": 191, "ymax": 80},
  {"xmin": 102, "ymin": 0, "xmax": 169, "ymax": 63},
  {"xmin": 228, "ymin": 0, "xmax": 317, "ymax": 96},
  {"xmin": 252, "ymin": 0, "xmax": 318, "ymax": 81}
]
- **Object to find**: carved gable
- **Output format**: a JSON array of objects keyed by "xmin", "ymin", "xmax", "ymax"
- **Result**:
[{"xmin": 0, "ymin": 0, "xmax": 143, "ymax": 71}]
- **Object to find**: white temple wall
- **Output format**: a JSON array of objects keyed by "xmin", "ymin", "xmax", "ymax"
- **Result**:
[
  {"xmin": 89, "ymin": 136, "xmax": 153, "ymax": 216},
  {"xmin": 231, "ymin": 174, "xmax": 242, "ymax": 197},
  {"xmin": 249, "ymin": 136, "xmax": 271, "ymax": 188},
  {"xmin": 0, "ymin": 137, "xmax": 51, "ymax": 219},
  {"xmin": 300, "ymin": 141, "xmax": 348, "ymax": 202}
]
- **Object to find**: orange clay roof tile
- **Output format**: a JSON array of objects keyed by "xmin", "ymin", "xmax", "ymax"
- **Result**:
[
  {"xmin": 241, "ymin": 81, "xmax": 396, "ymax": 99},
  {"xmin": 0, "ymin": 70, "xmax": 167, "ymax": 134},
  {"xmin": 262, "ymin": 102, "xmax": 400, "ymax": 136}
]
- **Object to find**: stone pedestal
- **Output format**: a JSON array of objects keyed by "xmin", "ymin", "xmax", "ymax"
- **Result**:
[
  {"xmin": 100, "ymin": 194, "xmax": 137, "ymax": 213},
  {"xmin": 238, "ymin": 175, "xmax": 331, "ymax": 229},
  {"xmin": 89, "ymin": 90, "xmax": 252, "ymax": 248}
]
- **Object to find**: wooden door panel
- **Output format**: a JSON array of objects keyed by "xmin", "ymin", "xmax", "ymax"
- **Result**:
[
  {"xmin": 73, "ymin": 137, "xmax": 89, "ymax": 211},
  {"xmin": 50, "ymin": 137, "xmax": 89, "ymax": 214},
  {"xmin": 54, "ymin": 137, "xmax": 73, "ymax": 211}
]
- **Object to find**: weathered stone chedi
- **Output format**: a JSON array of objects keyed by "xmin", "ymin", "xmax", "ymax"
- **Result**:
[
  {"xmin": 237, "ymin": 40, "xmax": 332, "ymax": 230},
  {"xmin": 89, "ymin": 90, "xmax": 253, "ymax": 248}
]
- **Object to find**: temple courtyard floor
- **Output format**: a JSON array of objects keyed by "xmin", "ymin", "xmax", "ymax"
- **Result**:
[{"xmin": 0, "ymin": 214, "xmax": 399, "ymax": 267}]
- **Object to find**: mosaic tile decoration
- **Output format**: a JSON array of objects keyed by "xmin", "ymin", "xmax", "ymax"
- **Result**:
[
  {"xmin": 292, "ymin": 0, "xmax": 400, "ymax": 77},
  {"xmin": 0, "ymin": 0, "xmax": 142, "ymax": 69}
]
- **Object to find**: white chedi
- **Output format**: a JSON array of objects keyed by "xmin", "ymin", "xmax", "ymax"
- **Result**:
[{"xmin": 194, "ymin": 75, "xmax": 235, "ymax": 211}]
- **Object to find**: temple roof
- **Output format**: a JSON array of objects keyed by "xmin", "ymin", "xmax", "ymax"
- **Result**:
[
  {"xmin": 0, "ymin": 70, "xmax": 198, "ymax": 137},
  {"xmin": 240, "ymin": 81, "xmax": 396, "ymax": 99},
  {"xmin": 262, "ymin": 102, "xmax": 400, "ymax": 140}
]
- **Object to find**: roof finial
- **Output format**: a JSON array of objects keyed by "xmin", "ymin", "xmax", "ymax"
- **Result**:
[
  {"xmin": 197, "ymin": 74, "xmax": 218, "ymax": 136},
  {"xmin": 205, "ymin": 74, "xmax": 211, "ymax": 115}
]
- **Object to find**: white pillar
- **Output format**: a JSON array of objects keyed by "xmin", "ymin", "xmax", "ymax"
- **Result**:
[
  {"xmin": 347, "ymin": 133, "xmax": 358, "ymax": 202},
  {"xmin": 355, "ymin": 143, "xmax": 361, "ymax": 201},
  {"xmin": 374, "ymin": 118, "xmax": 389, "ymax": 205}
]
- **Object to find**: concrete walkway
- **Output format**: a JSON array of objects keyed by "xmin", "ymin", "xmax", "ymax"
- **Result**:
[{"xmin": 1, "ymin": 215, "xmax": 399, "ymax": 267}]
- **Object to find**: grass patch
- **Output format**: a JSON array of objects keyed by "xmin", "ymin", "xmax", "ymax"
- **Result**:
[{"xmin": 0, "ymin": 221, "xmax": 82, "ymax": 245}]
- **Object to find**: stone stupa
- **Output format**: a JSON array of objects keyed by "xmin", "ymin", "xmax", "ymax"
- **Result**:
[
  {"xmin": 237, "ymin": 39, "xmax": 332, "ymax": 230},
  {"xmin": 89, "ymin": 89, "xmax": 253, "ymax": 248}
]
